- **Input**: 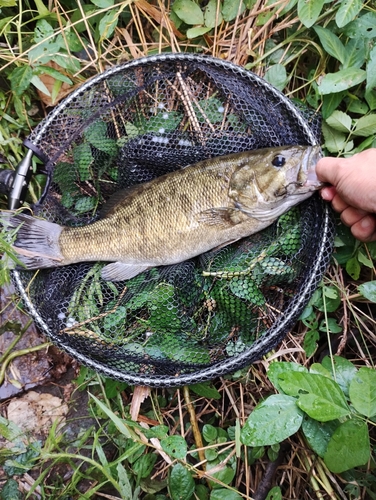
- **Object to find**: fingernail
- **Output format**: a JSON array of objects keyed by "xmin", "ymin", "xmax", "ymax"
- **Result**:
[
  {"xmin": 320, "ymin": 187, "xmax": 331, "ymax": 200},
  {"xmin": 360, "ymin": 216, "xmax": 372, "ymax": 229}
]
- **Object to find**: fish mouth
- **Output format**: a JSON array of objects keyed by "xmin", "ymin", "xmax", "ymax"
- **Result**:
[{"xmin": 301, "ymin": 145, "xmax": 323, "ymax": 189}]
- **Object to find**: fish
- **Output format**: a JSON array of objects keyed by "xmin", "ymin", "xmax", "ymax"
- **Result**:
[{"xmin": 5, "ymin": 145, "xmax": 322, "ymax": 281}]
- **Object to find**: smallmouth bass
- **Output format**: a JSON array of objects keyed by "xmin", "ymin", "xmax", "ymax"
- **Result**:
[{"xmin": 6, "ymin": 145, "xmax": 322, "ymax": 281}]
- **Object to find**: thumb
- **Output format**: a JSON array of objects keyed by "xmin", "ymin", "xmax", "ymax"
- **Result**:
[{"xmin": 315, "ymin": 156, "xmax": 341, "ymax": 185}]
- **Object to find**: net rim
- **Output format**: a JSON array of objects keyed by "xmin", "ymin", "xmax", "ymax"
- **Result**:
[{"xmin": 12, "ymin": 53, "xmax": 332, "ymax": 387}]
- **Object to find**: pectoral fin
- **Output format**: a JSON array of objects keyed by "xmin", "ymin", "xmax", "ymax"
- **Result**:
[
  {"xmin": 101, "ymin": 262, "xmax": 150, "ymax": 281},
  {"xmin": 197, "ymin": 208, "xmax": 249, "ymax": 227}
]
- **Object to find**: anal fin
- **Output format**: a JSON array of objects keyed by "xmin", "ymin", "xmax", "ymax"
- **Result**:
[{"xmin": 101, "ymin": 262, "xmax": 150, "ymax": 281}]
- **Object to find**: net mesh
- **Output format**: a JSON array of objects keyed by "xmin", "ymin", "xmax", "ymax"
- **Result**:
[{"xmin": 13, "ymin": 54, "xmax": 334, "ymax": 386}]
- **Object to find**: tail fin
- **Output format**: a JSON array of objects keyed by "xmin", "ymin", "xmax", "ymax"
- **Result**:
[{"xmin": 3, "ymin": 213, "xmax": 65, "ymax": 270}]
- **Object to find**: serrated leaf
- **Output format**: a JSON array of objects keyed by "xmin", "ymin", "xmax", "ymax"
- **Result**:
[
  {"xmin": 313, "ymin": 26, "xmax": 346, "ymax": 64},
  {"xmin": 358, "ymin": 280, "xmax": 376, "ymax": 302},
  {"xmin": 9, "ymin": 66, "xmax": 33, "ymax": 96},
  {"xmin": 318, "ymin": 68, "xmax": 366, "ymax": 95},
  {"xmin": 298, "ymin": 0, "xmax": 324, "ymax": 28},
  {"xmin": 264, "ymin": 64, "xmax": 288, "ymax": 91},
  {"xmin": 204, "ymin": 0, "xmax": 223, "ymax": 28},
  {"xmin": 322, "ymin": 122, "xmax": 346, "ymax": 153},
  {"xmin": 240, "ymin": 394, "xmax": 304, "ymax": 446},
  {"xmin": 326, "ymin": 110, "xmax": 352, "ymax": 133},
  {"xmin": 169, "ymin": 463, "xmax": 195, "ymax": 500},
  {"xmin": 335, "ymin": 0, "xmax": 362, "ymax": 28},
  {"xmin": 324, "ymin": 420, "xmax": 370, "ymax": 473},
  {"xmin": 222, "ymin": 0, "xmax": 245, "ymax": 22},
  {"xmin": 278, "ymin": 372, "xmax": 350, "ymax": 421},
  {"xmin": 349, "ymin": 367, "xmax": 376, "ymax": 417},
  {"xmin": 161, "ymin": 435, "xmax": 187, "ymax": 459},
  {"xmin": 352, "ymin": 114, "xmax": 376, "ymax": 137},
  {"xmin": 172, "ymin": 0, "xmax": 204, "ymax": 25}
]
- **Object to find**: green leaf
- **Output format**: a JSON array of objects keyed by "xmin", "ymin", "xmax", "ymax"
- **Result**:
[
  {"xmin": 267, "ymin": 361, "xmax": 308, "ymax": 393},
  {"xmin": 335, "ymin": 0, "xmax": 362, "ymax": 28},
  {"xmin": 90, "ymin": 393, "xmax": 133, "ymax": 439},
  {"xmin": 204, "ymin": 0, "xmax": 223, "ymax": 28},
  {"xmin": 189, "ymin": 382, "xmax": 221, "ymax": 400},
  {"xmin": 318, "ymin": 68, "xmax": 366, "ymax": 95},
  {"xmin": 203, "ymin": 424, "xmax": 218, "ymax": 443},
  {"xmin": 91, "ymin": 0, "xmax": 114, "ymax": 6},
  {"xmin": 319, "ymin": 317, "xmax": 342, "ymax": 334},
  {"xmin": 321, "ymin": 355, "xmax": 357, "ymax": 397},
  {"xmin": 35, "ymin": 65, "xmax": 73, "ymax": 85},
  {"xmin": 98, "ymin": 10, "xmax": 118, "ymax": 40},
  {"xmin": 343, "ymin": 12, "xmax": 376, "ymax": 39},
  {"xmin": 343, "ymin": 38, "xmax": 367, "ymax": 70},
  {"xmin": 186, "ymin": 26, "xmax": 211, "ymax": 38},
  {"xmin": 73, "ymin": 143, "xmax": 93, "ymax": 182},
  {"xmin": 222, "ymin": 0, "xmax": 245, "ymax": 22},
  {"xmin": 298, "ymin": 0, "xmax": 324, "ymax": 28},
  {"xmin": 33, "ymin": 0, "xmax": 50, "ymax": 16},
  {"xmin": 210, "ymin": 489, "xmax": 242, "ymax": 500},
  {"xmin": 0, "ymin": 0, "xmax": 17, "ymax": 6},
  {"xmin": 322, "ymin": 91, "xmax": 346, "ymax": 120},
  {"xmin": 161, "ymin": 435, "xmax": 187, "ymax": 459},
  {"xmin": 349, "ymin": 367, "xmax": 376, "ymax": 418},
  {"xmin": 117, "ymin": 463, "xmax": 132, "ymax": 499},
  {"xmin": 366, "ymin": 46, "xmax": 376, "ymax": 95},
  {"xmin": 303, "ymin": 329, "xmax": 320, "ymax": 358},
  {"xmin": 0, "ymin": 479, "xmax": 22, "ymax": 500},
  {"xmin": 207, "ymin": 466, "xmax": 235, "ymax": 488},
  {"xmin": 358, "ymin": 280, "xmax": 376, "ymax": 302},
  {"xmin": 322, "ymin": 122, "xmax": 346, "ymax": 153},
  {"xmin": 9, "ymin": 66, "xmax": 33, "ymax": 96},
  {"xmin": 357, "ymin": 249, "xmax": 373, "ymax": 268},
  {"xmin": 30, "ymin": 75, "xmax": 51, "ymax": 96},
  {"xmin": 352, "ymin": 114, "xmax": 376, "ymax": 137},
  {"xmin": 326, "ymin": 110, "xmax": 352, "ymax": 133},
  {"xmin": 346, "ymin": 256, "xmax": 361, "ymax": 279},
  {"xmin": 266, "ymin": 487, "xmax": 282, "ymax": 500},
  {"xmin": 169, "ymin": 463, "xmax": 195, "ymax": 500},
  {"xmin": 302, "ymin": 417, "xmax": 339, "ymax": 457},
  {"xmin": 172, "ymin": 0, "xmax": 204, "ymax": 25},
  {"xmin": 241, "ymin": 394, "xmax": 304, "ymax": 446},
  {"xmin": 264, "ymin": 64, "xmax": 288, "ymax": 91},
  {"xmin": 278, "ymin": 372, "xmax": 350, "ymax": 422},
  {"xmin": 313, "ymin": 26, "xmax": 346, "ymax": 64},
  {"xmin": 324, "ymin": 420, "xmax": 370, "ymax": 473},
  {"xmin": 34, "ymin": 19, "xmax": 54, "ymax": 41}
]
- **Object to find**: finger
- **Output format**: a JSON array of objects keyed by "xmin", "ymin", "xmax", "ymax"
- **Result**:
[
  {"xmin": 340, "ymin": 206, "xmax": 369, "ymax": 227},
  {"xmin": 315, "ymin": 156, "xmax": 342, "ymax": 184},
  {"xmin": 320, "ymin": 186, "xmax": 337, "ymax": 202},
  {"xmin": 351, "ymin": 215, "xmax": 376, "ymax": 242},
  {"xmin": 331, "ymin": 193, "xmax": 350, "ymax": 213}
]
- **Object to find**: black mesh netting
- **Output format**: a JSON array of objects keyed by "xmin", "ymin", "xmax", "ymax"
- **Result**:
[{"xmin": 11, "ymin": 54, "xmax": 334, "ymax": 387}]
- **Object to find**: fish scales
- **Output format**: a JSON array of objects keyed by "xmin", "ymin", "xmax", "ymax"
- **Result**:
[{"xmin": 5, "ymin": 145, "xmax": 323, "ymax": 281}]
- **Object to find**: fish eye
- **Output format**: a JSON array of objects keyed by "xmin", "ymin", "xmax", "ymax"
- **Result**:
[{"xmin": 272, "ymin": 155, "xmax": 286, "ymax": 168}]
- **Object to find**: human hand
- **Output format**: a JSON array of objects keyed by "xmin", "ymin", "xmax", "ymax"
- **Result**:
[{"xmin": 316, "ymin": 149, "xmax": 376, "ymax": 242}]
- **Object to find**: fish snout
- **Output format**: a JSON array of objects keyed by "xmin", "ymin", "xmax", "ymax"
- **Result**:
[{"xmin": 301, "ymin": 146, "xmax": 323, "ymax": 189}]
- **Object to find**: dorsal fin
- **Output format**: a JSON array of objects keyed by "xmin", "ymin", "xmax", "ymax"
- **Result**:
[{"xmin": 100, "ymin": 184, "xmax": 145, "ymax": 217}]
